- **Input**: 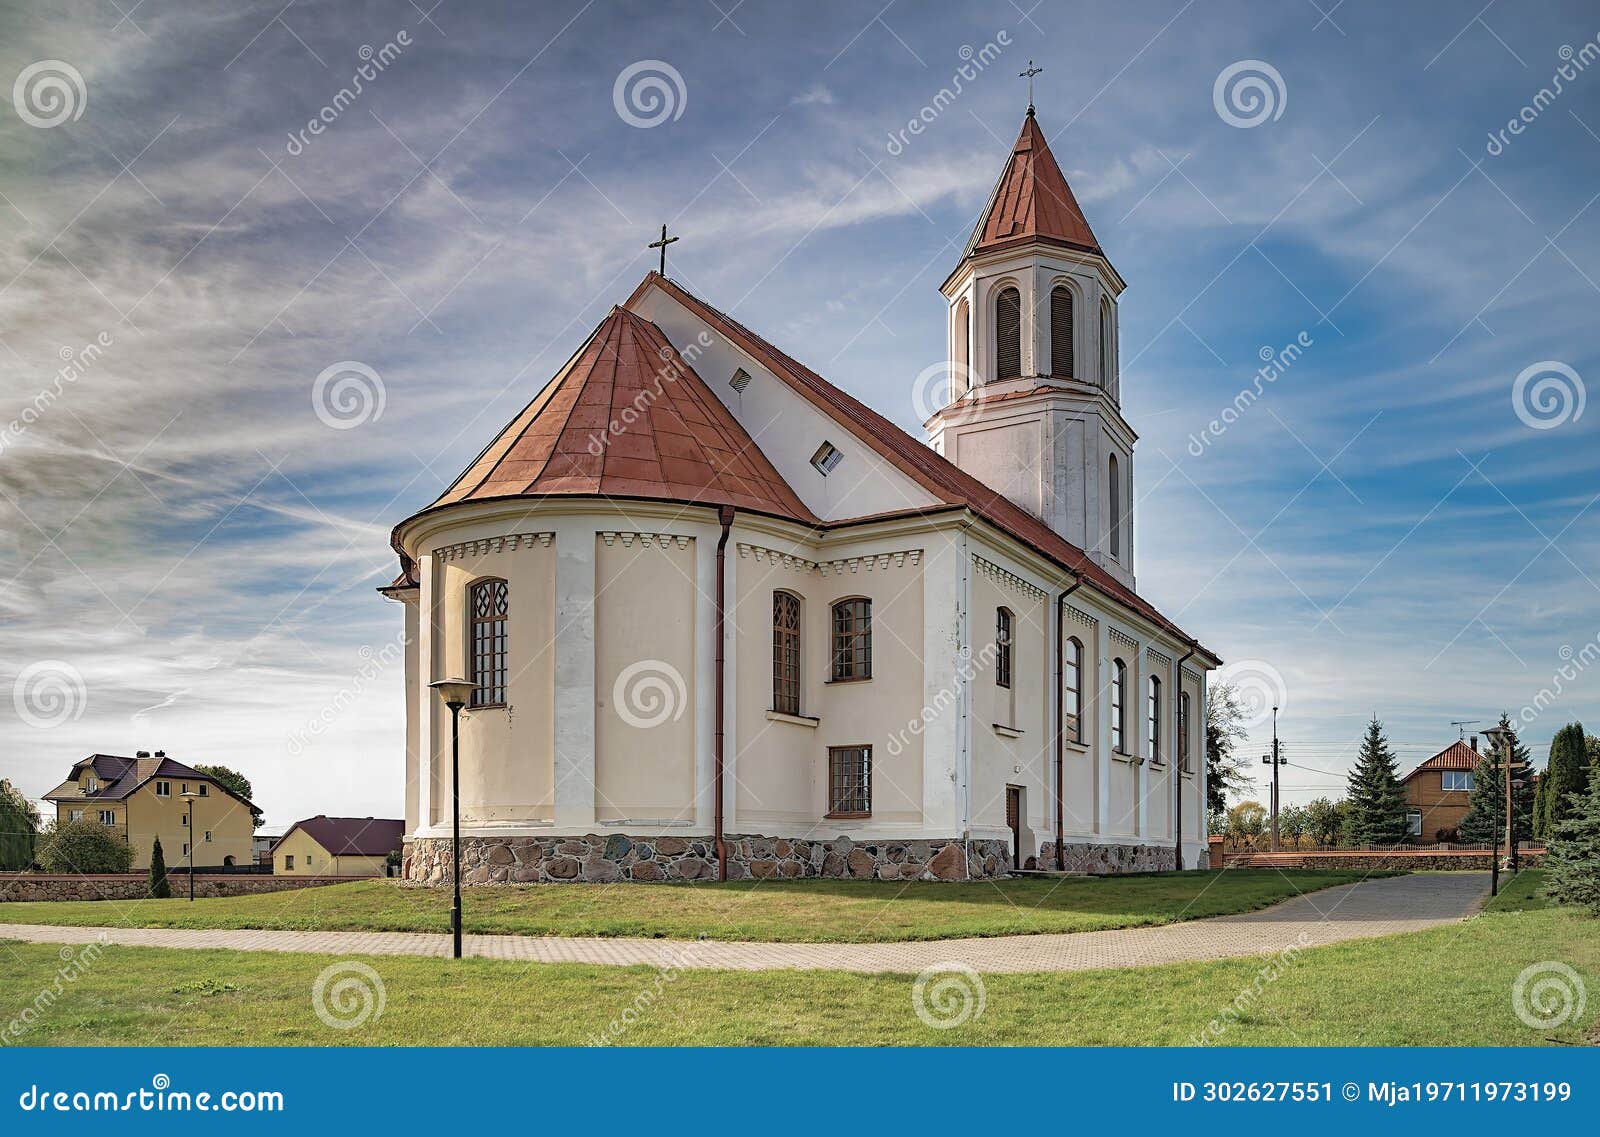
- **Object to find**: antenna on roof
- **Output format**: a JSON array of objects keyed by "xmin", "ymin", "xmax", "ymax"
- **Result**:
[{"xmin": 1450, "ymin": 719, "xmax": 1481, "ymax": 740}]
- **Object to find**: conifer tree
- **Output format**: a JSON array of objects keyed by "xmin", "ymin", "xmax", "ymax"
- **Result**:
[
  {"xmin": 1459, "ymin": 737, "xmax": 1535, "ymax": 844},
  {"xmin": 1545, "ymin": 761, "xmax": 1600, "ymax": 916},
  {"xmin": 147, "ymin": 836, "xmax": 172, "ymax": 899},
  {"xmin": 1540, "ymin": 722, "xmax": 1589, "ymax": 838},
  {"xmin": 1343, "ymin": 717, "xmax": 1409, "ymax": 846}
]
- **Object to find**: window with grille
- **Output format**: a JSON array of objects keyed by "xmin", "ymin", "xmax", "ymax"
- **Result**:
[
  {"xmin": 830, "ymin": 598, "xmax": 872, "ymax": 680},
  {"xmin": 1178, "ymin": 691, "xmax": 1192, "ymax": 771},
  {"xmin": 772, "ymin": 591, "xmax": 802, "ymax": 715},
  {"xmin": 995, "ymin": 286, "xmax": 1022, "ymax": 379},
  {"xmin": 1051, "ymin": 285, "xmax": 1074, "ymax": 378},
  {"xmin": 828, "ymin": 746, "xmax": 872, "ymax": 816},
  {"xmin": 99, "ymin": 810, "xmax": 115, "ymax": 826},
  {"xmin": 1111, "ymin": 659, "xmax": 1127, "ymax": 752},
  {"xmin": 995, "ymin": 608, "xmax": 1014, "ymax": 688},
  {"xmin": 1148, "ymin": 675, "xmax": 1162, "ymax": 764},
  {"xmin": 1064, "ymin": 637, "xmax": 1084, "ymax": 743},
  {"xmin": 469, "ymin": 578, "xmax": 509, "ymax": 707}
]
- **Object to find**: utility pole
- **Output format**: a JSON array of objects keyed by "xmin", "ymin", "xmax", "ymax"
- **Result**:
[{"xmin": 1262, "ymin": 705, "xmax": 1285, "ymax": 852}]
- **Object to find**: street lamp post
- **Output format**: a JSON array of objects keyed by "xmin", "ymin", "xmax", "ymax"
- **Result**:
[
  {"xmin": 1482, "ymin": 719, "xmax": 1521, "ymax": 892},
  {"xmin": 180, "ymin": 790, "xmax": 199, "ymax": 901},
  {"xmin": 429, "ymin": 678, "xmax": 475, "ymax": 960}
]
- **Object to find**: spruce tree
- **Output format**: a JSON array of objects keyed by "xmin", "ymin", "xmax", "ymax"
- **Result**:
[
  {"xmin": 1459, "ymin": 738, "xmax": 1536, "ymax": 844},
  {"xmin": 1533, "ymin": 771, "xmax": 1550, "ymax": 841},
  {"xmin": 1540, "ymin": 722, "xmax": 1589, "ymax": 838},
  {"xmin": 1544, "ymin": 761, "xmax": 1600, "ymax": 916},
  {"xmin": 1343, "ymin": 717, "xmax": 1409, "ymax": 846},
  {"xmin": 147, "ymin": 836, "xmax": 172, "ymax": 899}
]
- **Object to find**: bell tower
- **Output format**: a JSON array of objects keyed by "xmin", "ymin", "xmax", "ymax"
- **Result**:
[{"xmin": 926, "ymin": 108, "xmax": 1136, "ymax": 589}]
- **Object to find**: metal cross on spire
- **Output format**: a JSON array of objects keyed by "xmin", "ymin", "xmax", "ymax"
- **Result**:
[
  {"xmin": 1019, "ymin": 60, "xmax": 1043, "ymax": 114},
  {"xmin": 648, "ymin": 223, "xmax": 679, "ymax": 276}
]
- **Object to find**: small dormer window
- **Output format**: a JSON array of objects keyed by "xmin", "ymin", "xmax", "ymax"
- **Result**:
[
  {"xmin": 729, "ymin": 367, "xmax": 752, "ymax": 392},
  {"xmin": 810, "ymin": 441, "xmax": 843, "ymax": 475},
  {"xmin": 86, "ymin": 777, "xmax": 98, "ymax": 793}
]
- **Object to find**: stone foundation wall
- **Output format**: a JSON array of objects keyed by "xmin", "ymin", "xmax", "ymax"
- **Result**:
[
  {"xmin": 1222, "ymin": 851, "xmax": 1546, "ymax": 871},
  {"xmin": 404, "ymin": 833, "xmax": 1013, "ymax": 885},
  {"xmin": 0, "ymin": 873, "xmax": 354, "ymax": 903},
  {"xmin": 1034, "ymin": 840, "xmax": 1176, "ymax": 874}
]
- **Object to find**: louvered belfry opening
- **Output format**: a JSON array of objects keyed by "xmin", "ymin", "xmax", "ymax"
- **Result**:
[
  {"xmin": 995, "ymin": 286, "xmax": 1022, "ymax": 379},
  {"xmin": 1050, "ymin": 285, "xmax": 1074, "ymax": 378}
]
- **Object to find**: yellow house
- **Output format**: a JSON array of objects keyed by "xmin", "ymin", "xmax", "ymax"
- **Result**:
[
  {"xmin": 43, "ymin": 752, "xmax": 257, "ymax": 872},
  {"xmin": 273, "ymin": 816, "xmax": 403, "ymax": 877}
]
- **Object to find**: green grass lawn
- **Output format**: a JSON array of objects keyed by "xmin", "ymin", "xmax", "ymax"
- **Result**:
[
  {"xmin": 1481, "ymin": 867, "xmax": 1554, "ymax": 912},
  {"xmin": 0, "ymin": 895, "xmax": 1591, "ymax": 1046},
  {"xmin": 0, "ymin": 870, "xmax": 1375, "ymax": 943}
]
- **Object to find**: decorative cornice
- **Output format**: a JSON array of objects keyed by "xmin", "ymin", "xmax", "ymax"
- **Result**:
[
  {"xmin": 433, "ymin": 532, "xmax": 554, "ymax": 562},
  {"xmin": 1108, "ymin": 626, "xmax": 1139, "ymax": 650},
  {"xmin": 1063, "ymin": 602, "xmax": 1098, "ymax": 629},
  {"xmin": 1181, "ymin": 666, "xmax": 1206, "ymax": 686},
  {"xmin": 737, "ymin": 542, "xmax": 921, "ymax": 576},
  {"xmin": 598, "ymin": 531, "xmax": 693, "ymax": 549},
  {"xmin": 1146, "ymin": 647, "xmax": 1173, "ymax": 670},
  {"xmin": 972, "ymin": 554, "xmax": 1046, "ymax": 601}
]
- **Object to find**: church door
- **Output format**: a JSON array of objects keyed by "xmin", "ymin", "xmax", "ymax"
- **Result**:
[{"xmin": 1005, "ymin": 786, "xmax": 1022, "ymax": 869}]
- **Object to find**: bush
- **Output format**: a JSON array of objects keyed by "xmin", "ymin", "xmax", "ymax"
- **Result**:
[
  {"xmin": 1435, "ymin": 827, "xmax": 1459, "ymax": 844},
  {"xmin": 38, "ymin": 818, "xmax": 134, "ymax": 874},
  {"xmin": 147, "ymin": 837, "xmax": 172, "ymax": 898}
]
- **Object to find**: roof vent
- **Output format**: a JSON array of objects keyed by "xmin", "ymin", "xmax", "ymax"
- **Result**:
[
  {"xmin": 729, "ymin": 367, "xmax": 752, "ymax": 393},
  {"xmin": 810, "ymin": 441, "xmax": 843, "ymax": 476}
]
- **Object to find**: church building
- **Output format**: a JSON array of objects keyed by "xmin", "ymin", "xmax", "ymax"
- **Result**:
[{"xmin": 384, "ymin": 109, "xmax": 1220, "ymax": 884}]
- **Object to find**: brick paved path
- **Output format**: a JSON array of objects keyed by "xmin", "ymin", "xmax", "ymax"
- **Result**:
[{"xmin": 0, "ymin": 872, "xmax": 1489, "ymax": 975}]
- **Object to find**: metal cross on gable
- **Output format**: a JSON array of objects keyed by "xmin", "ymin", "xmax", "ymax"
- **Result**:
[
  {"xmin": 1019, "ymin": 60, "xmax": 1043, "ymax": 113},
  {"xmin": 648, "ymin": 223, "xmax": 679, "ymax": 276}
]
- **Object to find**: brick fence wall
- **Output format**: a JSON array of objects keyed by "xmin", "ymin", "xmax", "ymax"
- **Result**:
[{"xmin": 0, "ymin": 873, "xmax": 352, "ymax": 902}]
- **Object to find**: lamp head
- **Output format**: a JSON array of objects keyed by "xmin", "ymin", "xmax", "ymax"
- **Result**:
[{"xmin": 429, "ymin": 678, "xmax": 475, "ymax": 709}]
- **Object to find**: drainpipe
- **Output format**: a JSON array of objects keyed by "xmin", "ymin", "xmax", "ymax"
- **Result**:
[
  {"xmin": 1053, "ymin": 573, "xmax": 1084, "ymax": 871},
  {"xmin": 1172, "ymin": 641, "xmax": 1197, "ymax": 871},
  {"xmin": 713, "ymin": 505, "xmax": 735, "ymax": 881}
]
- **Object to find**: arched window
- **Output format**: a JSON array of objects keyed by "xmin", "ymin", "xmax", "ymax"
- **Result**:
[
  {"xmin": 1100, "ymin": 298, "xmax": 1114, "ymax": 387},
  {"xmin": 1064, "ymin": 636, "xmax": 1083, "ymax": 743},
  {"xmin": 995, "ymin": 286, "xmax": 1022, "ymax": 380},
  {"xmin": 1108, "ymin": 453, "xmax": 1121, "ymax": 559},
  {"xmin": 831, "ymin": 598, "xmax": 872, "ymax": 681},
  {"xmin": 1147, "ymin": 675, "xmax": 1162, "ymax": 764},
  {"xmin": 953, "ymin": 297, "xmax": 971, "ymax": 396},
  {"xmin": 995, "ymin": 607, "xmax": 1013, "ymax": 689},
  {"xmin": 772, "ymin": 591, "xmax": 801, "ymax": 715},
  {"xmin": 1050, "ymin": 285, "xmax": 1074, "ymax": 378},
  {"xmin": 469, "ymin": 578, "xmax": 508, "ymax": 707},
  {"xmin": 1178, "ymin": 690, "xmax": 1192, "ymax": 772},
  {"xmin": 1110, "ymin": 658, "xmax": 1127, "ymax": 753}
]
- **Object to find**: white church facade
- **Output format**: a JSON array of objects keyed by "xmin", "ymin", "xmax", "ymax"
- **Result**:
[{"xmin": 384, "ymin": 110, "xmax": 1220, "ymax": 884}]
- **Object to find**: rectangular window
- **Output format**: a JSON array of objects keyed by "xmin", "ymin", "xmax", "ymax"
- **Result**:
[
  {"xmin": 1406, "ymin": 809, "xmax": 1422, "ymax": 837},
  {"xmin": 1063, "ymin": 638, "xmax": 1083, "ymax": 744},
  {"xmin": 830, "ymin": 599, "xmax": 872, "ymax": 681},
  {"xmin": 183, "ymin": 843, "xmax": 190, "ymax": 857},
  {"xmin": 1147, "ymin": 676, "xmax": 1162, "ymax": 764},
  {"xmin": 307, "ymin": 854, "xmax": 314, "ymax": 866},
  {"xmin": 99, "ymin": 811, "xmax": 115, "ymax": 826},
  {"xmin": 181, "ymin": 783, "xmax": 189, "ymax": 795},
  {"xmin": 1178, "ymin": 692, "xmax": 1192, "ymax": 772},
  {"xmin": 198, "ymin": 783, "xmax": 209, "ymax": 797},
  {"xmin": 827, "ymin": 746, "xmax": 872, "ymax": 816},
  {"xmin": 155, "ymin": 780, "xmax": 170, "ymax": 797},
  {"xmin": 469, "ymin": 578, "xmax": 509, "ymax": 707},
  {"xmin": 772, "ymin": 591, "xmax": 802, "ymax": 715},
  {"xmin": 1110, "ymin": 660, "xmax": 1127, "ymax": 752},
  {"xmin": 204, "ymin": 830, "xmax": 212, "ymax": 843},
  {"xmin": 995, "ymin": 608, "xmax": 1013, "ymax": 688},
  {"xmin": 1442, "ymin": 771, "xmax": 1473, "ymax": 792},
  {"xmin": 285, "ymin": 855, "xmax": 294, "ymax": 870},
  {"xmin": 70, "ymin": 809, "xmax": 83, "ymax": 821}
]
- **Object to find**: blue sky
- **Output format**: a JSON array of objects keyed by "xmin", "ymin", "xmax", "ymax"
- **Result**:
[{"xmin": 2, "ymin": 0, "xmax": 1598, "ymax": 824}]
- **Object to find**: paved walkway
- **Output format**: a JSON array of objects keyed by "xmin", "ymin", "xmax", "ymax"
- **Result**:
[{"xmin": 0, "ymin": 873, "xmax": 1490, "ymax": 975}]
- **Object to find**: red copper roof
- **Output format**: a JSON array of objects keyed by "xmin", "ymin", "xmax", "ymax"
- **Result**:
[
  {"xmin": 962, "ymin": 111, "xmax": 1102, "ymax": 261},
  {"xmin": 431, "ymin": 306, "xmax": 817, "ymax": 524},
  {"xmin": 628, "ymin": 273, "xmax": 1214, "ymax": 660},
  {"xmin": 1402, "ymin": 740, "xmax": 1484, "ymax": 781}
]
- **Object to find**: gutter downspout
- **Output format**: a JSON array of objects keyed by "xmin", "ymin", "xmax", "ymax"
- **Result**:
[
  {"xmin": 714, "ymin": 506, "xmax": 736, "ymax": 882},
  {"xmin": 1172, "ymin": 641, "xmax": 1197, "ymax": 872},
  {"xmin": 1053, "ymin": 573, "xmax": 1084, "ymax": 871}
]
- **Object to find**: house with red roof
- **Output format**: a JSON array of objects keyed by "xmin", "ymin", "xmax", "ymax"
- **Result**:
[
  {"xmin": 1400, "ymin": 739, "xmax": 1485, "ymax": 843},
  {"xmin": 272, "ymin": 816, "xmax": 404, "ymax": 877},
  {"xmin": 383, "ymin": 107, "xmax": 1221, "ymax": 884}
]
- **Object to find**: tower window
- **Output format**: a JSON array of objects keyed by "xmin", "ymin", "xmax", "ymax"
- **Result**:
[
  {"xmin": 995, "ymin": 286, "xmax": 1022, "ymax": 380},
  {"xmin": 1109, "ymin": 453, "xmax": 1122, "ymax": 559},
  {"xmin": 953, "ymin": 297, "xmax": 971, "ymax": 395},
  {"xmin": 1051, "ymin": 285, "xmax": 1074, "ymax": 378},
  {"xmin": 810, "ymin": 441, "xmax": 843, "ymax": 475},
  {"xmin": 1100, "ymin": 298, "xmax": 1114, "ymax": 387}
]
